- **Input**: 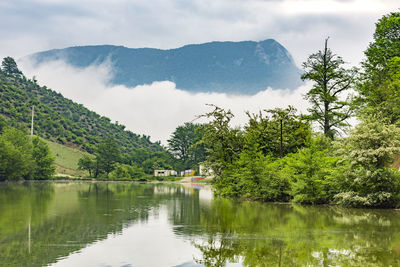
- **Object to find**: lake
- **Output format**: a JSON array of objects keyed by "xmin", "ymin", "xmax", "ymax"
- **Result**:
[{"xmin": 0, "ymin": 181, "xmax": 399, "ymax": 267}]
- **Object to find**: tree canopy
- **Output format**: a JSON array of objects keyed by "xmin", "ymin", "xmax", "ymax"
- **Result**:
[
  {"xmin": 1, "ymin": 57, "xmax": 22, "ymax": 77},
  {"xmin": 201, "ymin": 105, "xmax": 244, "ymax": 178},
  {"xmin": 333, "ymin": 116, "xmax": 400, "ymax": 207},
  {"xmin": 358, "ymin": 12, "xmax": 400, "ymax": 123},
  {"xmin": 245, "ymin": 106, "xmax": 311, "ymax": 158},
  {"xmin": 167, "ymin": 122, "xmax": 206, "ymax": 170},
  {"xmin": 0, "ymin": 122, "xmax": 55, "ymax": 181},
  {"xmin": 95, "ymin": 136, "xmax": 121, "ymax": 177}
]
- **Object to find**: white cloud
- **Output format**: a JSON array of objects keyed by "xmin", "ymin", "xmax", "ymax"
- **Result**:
[
  {"xmin": 20, "ymin": 60, "xmax": 310, "ymax": 144},
  {"xmin": 280, "ymin": 0, "xmax": 393, "ymax": 14},
  {"xmin": 1, "ymin": 0, "xmax": 399, "ymax": 67}
]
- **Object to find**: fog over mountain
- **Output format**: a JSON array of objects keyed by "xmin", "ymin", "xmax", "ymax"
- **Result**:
[
  {"xmin": 27, "ymin": 39, "xmax": 302, "ymax": 95},
  {"xmin": 20, "ymin": 58, "xmax": 310, "ymax": 144}
]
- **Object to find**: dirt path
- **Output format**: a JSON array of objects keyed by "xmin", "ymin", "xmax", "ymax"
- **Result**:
[{"xmin": 179, "ymin": 176, "xmax": 193, "ymax": 183}]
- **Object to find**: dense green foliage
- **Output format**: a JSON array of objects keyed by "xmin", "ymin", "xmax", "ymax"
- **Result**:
[
  {"xmin": 245, "ymin": 106, "xmax": 311, "ymax": 158},
  {"xmin": 202, "ymin": 105, "xmax": 400, "ymax": 207},
  {"xmin": 333, "ymin": 116, "xmax": 400, "ymax": 207},
  {"xmin": 0, "ymin": 127, "xmax": 33, "ymax": 180},
  {"xmin": 358, "ymin": 12, "xmax": 400, "ymax": 123},
  {"xmin": 0, "ymin": 120, "xmax": 55, "ymax": 180},
  {"xmin": 283, "ymin": 135, "xmax": 339, "ymax": 204},
  {"xmin": 78, "ymin": 136, "xmax": 156, "ymax": 179},
  {"xmin": 109, "ymin": 164, "xmax": 147, "ymax": 181},
  {"xmin": 204, "ymin": 105, "xmax": 312, "ymax": 202},
  {"xmin": 201, "ymin": 105, "xmax": 244, "ymax": 178},
  {"xmin": 31, "ymin": 137, "xmax": 56, "ymax": 178}
]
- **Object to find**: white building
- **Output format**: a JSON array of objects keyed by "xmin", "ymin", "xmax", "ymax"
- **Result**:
[{"xmin": 153, "ymin": 170, "xmax": 177, "ymax": 177}]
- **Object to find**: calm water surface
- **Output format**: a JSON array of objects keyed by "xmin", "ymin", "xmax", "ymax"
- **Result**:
[{"xmin": 1, "ymin": 181, "xmax": 400, "ymax": 267}]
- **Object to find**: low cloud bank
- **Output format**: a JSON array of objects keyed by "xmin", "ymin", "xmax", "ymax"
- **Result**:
[{"xmin": 20, "ymin": 60, "xmax": 310, "ymax": 144}]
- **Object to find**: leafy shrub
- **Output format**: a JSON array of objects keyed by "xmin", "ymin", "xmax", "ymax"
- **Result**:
[
  {"xmin": 333, "ymin": 116, "xmax": 400, "ymax": 208},
  {"xmin": 283, "ymin": 135, "xmax": 339, "ymax": 204},
  {"xmin": 109, "ymin": 164, "xmax": 147, "ymax": 181}
]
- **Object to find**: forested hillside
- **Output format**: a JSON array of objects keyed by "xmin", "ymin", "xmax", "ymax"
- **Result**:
[{"xmin": 0, "ymin": 63, "xmax": 162, "ymax": 154}]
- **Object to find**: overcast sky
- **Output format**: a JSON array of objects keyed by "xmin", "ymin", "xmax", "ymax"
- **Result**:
[
  {"xmin": 3, "ymin": 0, "xmax": 400, "ymax": 143},
  {"xmin": 1, "ymin": 0, "xmax": 399, "ymax": 66}
]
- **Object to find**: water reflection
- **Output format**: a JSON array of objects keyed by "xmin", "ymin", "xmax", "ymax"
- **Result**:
[
  {"xmin": 195, "ymin": 200, "xmax": 400, "ymax": 266},
  {"xmin": 0, "ymin": 182, "xmax": 399, "ymax": 266}
]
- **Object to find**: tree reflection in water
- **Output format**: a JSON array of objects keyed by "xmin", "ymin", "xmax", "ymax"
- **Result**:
[{"xmin": 191, "ymin": 198, "xmax": 400, "ymax": 266}]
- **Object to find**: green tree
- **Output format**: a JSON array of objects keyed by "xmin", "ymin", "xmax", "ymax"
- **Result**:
[
  {"xmin": 302, "ymin": 38, "xmax": 356, "ymax": 139},
  {"xmin": 0, "ymin": 128, "xmax": 33, "ymax": 180},
  {"xmin": 358, "ymin": 12, "xmax": 400, "ymax": 123},
  {"xmin": 95, "ymin": 136, "xmax": 121, "ymax": 177},
  {"xmin": 109, "ymin": 163, "xmax": 147, "ymax": 180},
  {"xmin": 30, "ymin": 137, "xmax": 55, "ymax": 179},
  {"xmin": 333, "ymin": 116, "xmax": 400, "ymax": 208},
  {"xmin": 201, "ymin": 105, "xmax": 243, "ymax": 178},
  {"xmin": 214, "ymin": 106, "xmax": 309, "ymax": 201},
  {"xmin": 283, "ymin": 135, "xmax": 338, "ymax": 204},
  {"xmin": 363, "ymin": 11, "xmax": 400, "ymax": 79},
  {"xmin": 221, "ymin": 143, "xmax": 290, "ymax": 201},
  {"xmin": 245, "ymin": 106, "xmax": 311, "ymax": 158},
  {"xmin": 168, "ymin": 122, "xmax": 206, "ymax": 170},
  {"xmin": 1, "ymin": 57, "xmax": 22, "ymax": 77},
  {"xmin": 78, "ymin": 155, "xmax": 96, "ymax": 177}
]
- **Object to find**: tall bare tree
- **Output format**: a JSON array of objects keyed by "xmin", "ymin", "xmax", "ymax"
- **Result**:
[{"xmin": 301, "ymin": 38, "xmax": 357, "ymax": 139}]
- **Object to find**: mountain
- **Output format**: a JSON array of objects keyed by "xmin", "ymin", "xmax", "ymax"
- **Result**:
[
  {"xmin": 27, "ymin": 39, "xmax": 302, "ymax": 94},
  {"xmin": 0, "ymin": 71, "xmax": 162, "ymax": 154}
]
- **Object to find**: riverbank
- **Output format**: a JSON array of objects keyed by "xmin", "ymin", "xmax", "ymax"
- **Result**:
[{"xmin": 51, "ymin": 174, "xmax": 214, "ymax": 184}]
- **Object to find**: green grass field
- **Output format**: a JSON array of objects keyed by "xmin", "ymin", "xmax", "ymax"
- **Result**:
[{"xmin": 43, "ymin": 139, "xmax": 92, "ymax": 176}]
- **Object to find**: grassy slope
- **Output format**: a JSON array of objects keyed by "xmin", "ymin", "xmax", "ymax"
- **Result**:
[{"xmin": 44, "ymin": 139, "xmax": 91, "ymax": 177}]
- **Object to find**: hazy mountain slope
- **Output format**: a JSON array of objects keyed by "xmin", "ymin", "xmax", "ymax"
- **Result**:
[{"xmin": 28, "ymin": 39, "xmax": 302, "ymax": 94}]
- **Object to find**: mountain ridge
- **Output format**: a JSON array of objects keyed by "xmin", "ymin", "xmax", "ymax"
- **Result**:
[{"xmin": 27, "ymin": 39, "xmax": 303, "ymax": 94}]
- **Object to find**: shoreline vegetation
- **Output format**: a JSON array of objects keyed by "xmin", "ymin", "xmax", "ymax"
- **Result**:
[
  {"xmin": 193, "ymin": 11, "xmax": 400, "ymax": 209},
  {"xmin": 1, "ymin": 12, "xmax": 400, "ymax": 209}
]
